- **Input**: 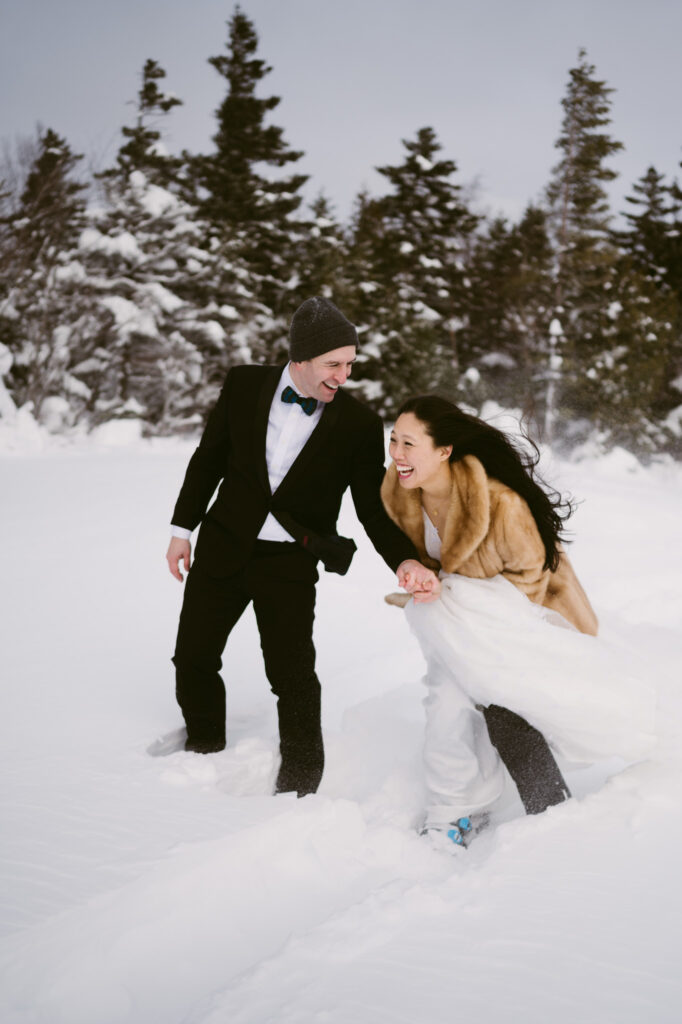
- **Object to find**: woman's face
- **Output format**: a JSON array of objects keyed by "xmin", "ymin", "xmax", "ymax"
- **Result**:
[{"xmin": 389, "ymin": 412, "xmax": 451, "ymax": 490}]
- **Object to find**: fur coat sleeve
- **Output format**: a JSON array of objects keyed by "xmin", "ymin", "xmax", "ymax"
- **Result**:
[{"xmin": 380, "ymin": 457, "xmax": 598, "ymax": 636}]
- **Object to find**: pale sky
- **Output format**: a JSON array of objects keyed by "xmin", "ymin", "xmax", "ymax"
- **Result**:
[{"xmin": 3, "ymin": 0, "xmax": 681, "ymax": 224}]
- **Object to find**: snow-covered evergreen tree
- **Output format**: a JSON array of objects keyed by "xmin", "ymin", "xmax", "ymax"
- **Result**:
[
  {"xmin": 574, "ymin": 265, "xmax": 676, "ymax": 453},
  {"xmin": 67, "ymin": 54, "xmax": 271, "ymax": 434},
  {"xmin": 542, "ymin": 49, "xmax": 672, "ymax": 446},
  {"xmin": 0, "ymin": 128, "xmax": 112, "ymax": 430},
  {"xmin": 101, "ymin": 58, "xmax": 183, "ymax": 188},
  {"xmin": 611, "ymin": 165, "xmax": 682, "ymax": 449},
  {"xmin": 289, "ymin": 194, "xmax": 348, "ymax": 307},
  {"xmin": 78, "ymin": 175, "xmax": 202, "ymax": 431},
  {"xmin": 617, "ymin": 167, "xmax": 674, "ymax": 280},
  {"xmin": 617, "ymin": 166, "xmax": 682, "ymax": 316},
  {"xmin": 188, "ymin": 5, "xmax": 309, "ymax": 358},
  {"xmin": 666, "ymin": 168, "xmax": 682, "ymax": 439},
  {"xmin": 546, "ymin": 49, "xmax": 623, "ymax": 308},
  {"xmin": 78, "ymin": 178, "xmax": 269, "ymax": 434},
  {"xmin": 461, "ymin": 205, "xmax": 554, "ymax": 419},
  {"xmin": 668, "ymin": 169, "xmax": 682, "ymax": 304},
  {"xmin": 192, "ymin": 7, "xmax": 307, "ymax": 231},
  {"xmin": 345, "ymin": 127, "xmax": 478, "ymax": 415}
]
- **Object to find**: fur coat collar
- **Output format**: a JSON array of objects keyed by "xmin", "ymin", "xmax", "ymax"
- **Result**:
[{"xmin": 380, "ymin": 455, "xmax": 492, "ymax": 574}]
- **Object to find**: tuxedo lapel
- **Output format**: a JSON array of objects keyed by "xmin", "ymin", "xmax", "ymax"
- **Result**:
[
  {"xmin": 253, "ymin": 365, "xmax": 283, "ymax": 496},
  {"xmin": 275, "ymin": 391, "xmax": 343, "ymax": 499}
]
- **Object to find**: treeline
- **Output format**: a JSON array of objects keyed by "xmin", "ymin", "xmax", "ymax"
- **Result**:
[{"xmin": 1, "ymin": 7, "xmax": 681, "ymax": 455}]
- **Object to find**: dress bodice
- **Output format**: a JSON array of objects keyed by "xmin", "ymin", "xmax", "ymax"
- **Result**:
[{"xmin": 422, "ymin": 508, "xmax": 442, "ymax": 562}]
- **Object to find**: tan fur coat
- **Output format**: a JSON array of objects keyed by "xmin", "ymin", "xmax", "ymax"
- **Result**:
[{"xmin": 381, "ymin": 456, "xmax": 598, "ymax": 636}]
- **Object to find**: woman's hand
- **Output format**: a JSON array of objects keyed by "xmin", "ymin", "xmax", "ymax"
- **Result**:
[{"xmin": 396, "ymin": 559, "xmax": 441, "ymax": 603}]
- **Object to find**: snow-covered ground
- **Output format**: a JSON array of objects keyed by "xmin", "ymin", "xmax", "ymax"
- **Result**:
[{"xmin": 1, "ymin": 433, "xmax": 681, "ymax": 1024}]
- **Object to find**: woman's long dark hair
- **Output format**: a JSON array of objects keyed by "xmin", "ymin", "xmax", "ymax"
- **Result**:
[{"xmin": 397, "ymin": 395, "xmax": 574, "ymax": 572}]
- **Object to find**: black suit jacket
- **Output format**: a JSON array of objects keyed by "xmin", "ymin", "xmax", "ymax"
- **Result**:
[{"xmin": 172, "ymin": 364, "xmax": 417, "ymax": 578}]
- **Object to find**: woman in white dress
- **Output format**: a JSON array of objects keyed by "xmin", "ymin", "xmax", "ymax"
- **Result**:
[{"xmin": 381, "ymin": 396, "xmax": 656, "ymax": 847}]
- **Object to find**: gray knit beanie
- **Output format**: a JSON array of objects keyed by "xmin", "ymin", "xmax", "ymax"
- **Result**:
[{"xmin": 289, "ymin": 297, "xmax": 358, "ymax": 361}]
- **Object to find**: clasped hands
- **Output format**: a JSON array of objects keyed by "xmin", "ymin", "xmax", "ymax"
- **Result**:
[{"xmin": 396, "ymin": 559, "xmax": 441, "ymax": 603}]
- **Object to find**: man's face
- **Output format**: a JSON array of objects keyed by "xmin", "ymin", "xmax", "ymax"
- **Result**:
[{"xmin": 290, "ymin": 345, "xmax": 356, "ymax": 403}]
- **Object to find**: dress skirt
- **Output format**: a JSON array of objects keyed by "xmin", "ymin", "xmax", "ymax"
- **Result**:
[{"xmin": 405, "ymin": 572, "xmax": 656, "ymax": 827}]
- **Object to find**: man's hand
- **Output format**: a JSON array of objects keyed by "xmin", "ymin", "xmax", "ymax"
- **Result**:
[
  {"xmin": 166, "ymin": 537, "xmax": 192, "ymax": 582},
  {"xmin": 396, "ymin": 559, "xmax": 441, "ymax": 603}
]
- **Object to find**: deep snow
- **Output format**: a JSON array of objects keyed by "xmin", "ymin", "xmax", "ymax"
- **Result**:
[{"xmin": 1, "ymin": 434, "xmax": 681, "ymax": 1024}]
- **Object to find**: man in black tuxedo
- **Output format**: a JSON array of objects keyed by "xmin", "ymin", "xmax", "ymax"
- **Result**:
[{"xmin": 166, "ymin": 297, "xmax": 439, "ymax": 796}]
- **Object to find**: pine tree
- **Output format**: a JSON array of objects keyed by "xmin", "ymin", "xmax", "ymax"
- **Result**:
[
  {"xmin": 339, "ymin": 190, "xmax": 391, "ymax": 404},
  {"xmin": 668, "ymin": 170, "xmax": 682, "ymax": 301},
  {"xmin": 547, "ymin": 49, "xmax": 623, "ymax": 307},
  {"xmin": 619, "ymin": 163, "xmax": 682, "ymax": 322},
  {"xmin": 77, "ymin": 173, "xmax": 203, "ymax": 431},
  {"xmin": 462, "ymin": 205, "xmax": 554, "ymax": 417},
  {"xmin": 614, "ymin": 166, "xmax": 682, "ymax": 448},
  {"xmin": 615, "ymin": 167, "xmax": 677, "ymax": 282},
  {"xmin": 0, "ymin": 169, "xmax": 18, "ymax": 424},
  {"xmin": 574, "ymin": 264, "xmax": 676, "ymax": 453},
  {"xmin": 512, "ymin": 206, "xmax": 557, "ymax": 420},
  {"xmin": 80, "ymin": 167, "xmax": 268, "ymax": 433},
  {"xmin": 345, "ymin": 127, "xmax": 478, "ymax": 415},
  {"xmin": 290, "ymin": 193, "xmax": 348, "ymax": 306},
  {"xmin": 103, "ymin": 59, "xmax": 183, "ymax": 188},
  {"xmin": 659, "ymin": 165, "xmax": 682, "ymax": 446},
  {"xmin": 189, "ymin": 3, "xmax": 309, "ymax": 344},
  {"xmin": 0, "ymin": 128, "xmax": 111, "ymax": 428},
  {"xmin": 78, "ymin": 47, "xmax": 273, "ymax": 433},
  {"xmin": 542, "ymin": 51, "xmax": 680, "ymax": 451},
  {"xmin": 196, "ymin": 7, "xmax": 307, "ymax": 224},
  {"xmin": 544, "ymin": 49, "xmax": 628, "ymax": 437},
  {"xmin": 12, "ymin": 128, "xmax": 87, "ymax": 264}
]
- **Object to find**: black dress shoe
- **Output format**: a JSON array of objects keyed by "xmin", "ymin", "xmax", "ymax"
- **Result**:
[
  {"xmin": 274, "ymin": 764, "xmax": 321, "ymax": 798},
  {"xmin": 274, "ymin": 781, "xmax": 317, "ymax": 798},
  {"xmin": 184, "ymin": 736, "xmax": 226, "ymax": 754}
]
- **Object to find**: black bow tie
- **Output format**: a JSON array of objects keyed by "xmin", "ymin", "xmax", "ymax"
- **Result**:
[{"xmin": 281, "ymin": 385, "xmax": 317, "ymax": 416}]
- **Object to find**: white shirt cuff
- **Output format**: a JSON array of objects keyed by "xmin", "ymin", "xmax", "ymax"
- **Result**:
[{"xmin": 171, "ymin": 526, "xmax": 192, "ymax": 540}]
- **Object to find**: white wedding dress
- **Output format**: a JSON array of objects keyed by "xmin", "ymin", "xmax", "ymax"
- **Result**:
[{"xmin": 406, "ymin": 511, "xmax": 656, "ymax": 828}]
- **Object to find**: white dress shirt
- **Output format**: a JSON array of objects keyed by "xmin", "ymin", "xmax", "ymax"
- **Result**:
[{"xmin": 172, "ymin": 363, "xmax": 323, "ymax": 543}]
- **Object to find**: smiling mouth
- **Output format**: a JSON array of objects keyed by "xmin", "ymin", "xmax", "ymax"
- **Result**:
[
  {"xmin": 396, "ymin": 464, "xmax": 414, "ymax": 479},
  {"xmin": 323, "ymin": 382, "xmax": 339, "ymax": 393}
]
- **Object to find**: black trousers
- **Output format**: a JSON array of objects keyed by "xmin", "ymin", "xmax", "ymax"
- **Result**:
[
  {"xmin": 483, "ymin": 704, "xmax": 570, "ymax": 814},
  {"xmin": 173, "ymin": 541, "xmax": 323, "ymax": 795}
]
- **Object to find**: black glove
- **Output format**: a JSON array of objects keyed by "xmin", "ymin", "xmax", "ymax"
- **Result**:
[
  {"xmin": 272, "ymin": 509, "xmax": 357, "ymax": 575},
  {"xmin": 301, "ymin": 532, "xmax": 357, "ymax": 575}
]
